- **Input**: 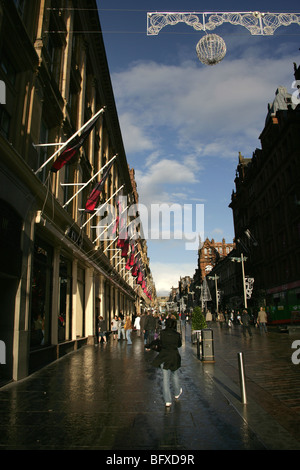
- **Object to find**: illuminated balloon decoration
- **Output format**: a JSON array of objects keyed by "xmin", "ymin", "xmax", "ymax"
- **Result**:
[
  {"xmin": 147, "ymin": 11, "xmax": 300, "ymax": 66},
  {"xmin": 196, "ymin": 33, "xmax": 227, "ymax": 65}
]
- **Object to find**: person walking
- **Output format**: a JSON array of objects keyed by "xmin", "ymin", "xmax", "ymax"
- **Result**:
[
  {"xmin": 124, "ymin": 315, "xmax": 133, "ymax": 345},
  {"xmin": 117, "ymin": 316, "xmax": 125, "ymax": 341},
  {"xmin": 241, "ymin": 310, "xmax": 252, "ymax": 338},
  {"xmin": 111, "ymin": 315, "xmax": 119, "ymax": 340},
  {"xmin": 152, "ymin": 317, "xmax": 182, "ymax": 408},
  {"xmin": 134, "ymin": 314, "xmax": 141, "ymax": 336},
  {"xmin": 218, "ymin": 311, "xmax": 225, "ymax": 328},
  {"xmin": 257, "ymin": 307, "xmax": 268, "ymax": 333},
  {"xmin": 97, "ymin": 315, "xmax": 107, "ymax": 344},
  {"xmin": 144, "ymin": 311, "xmax": 157, "ymax": 350},
  {"xmin": 140, "ymin": 311, "xmax": 147, "ymax": 344},
  {"xmin": 206, "ymin": 310, "xmax": 212, "ymax": 326}
]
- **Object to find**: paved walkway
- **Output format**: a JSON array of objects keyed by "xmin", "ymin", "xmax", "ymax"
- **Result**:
[{"xmin": 0, "ymin": 322, "xmax": 299, "ymax": 451}]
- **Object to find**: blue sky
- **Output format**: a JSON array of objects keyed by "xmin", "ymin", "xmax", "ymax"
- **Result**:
[{"xmin": 97, "ymin": 1, "xmax": 300, "ymax": 295}]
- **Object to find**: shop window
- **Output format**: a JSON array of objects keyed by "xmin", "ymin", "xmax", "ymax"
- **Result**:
[
  {"xmin": 13, "ymin": 0, "xmax": 26, "ymax": 17},
  {"xmin": 58, "ymin": 256, "xmax": 72, "ymax": 342},
  {"xmin": 0, "ymin": 52, "xmax": 16, "ymax": 86},
  {"xmin": 0, "ymin": 107, "xmax": 10, "ymax": 139},
  {"xmin": 30, "ymin": 238, "xmax": 53, "ymax": 348},
  {"xmin": 76, "ymin": 267, "xmax": 85, "ymax": 337},
  {"xmin": 36, "ymin": 119, "xmax": 49, "ymax": 182}
]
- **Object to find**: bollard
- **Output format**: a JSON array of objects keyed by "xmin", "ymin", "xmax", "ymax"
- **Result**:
[{"xmin": 237, "ymin": 352, "xmax": 247, "ymax": 404}]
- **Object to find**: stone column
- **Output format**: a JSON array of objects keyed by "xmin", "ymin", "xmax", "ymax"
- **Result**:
[
  {"xmin": 85, "ymin": 268, "xmax": 95, "ymax": 344},
  {"xmin": 51, "ymin": 246, "xmax": 61, "ymax": 346},
  {"xmin": 71, "ymin": 259, "xmax": 78, "ymax": 341}
]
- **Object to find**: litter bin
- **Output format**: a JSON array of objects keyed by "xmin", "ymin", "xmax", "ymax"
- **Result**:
[{"xmin": 201, "ymin": 328, "xmax": 215, "ymax": 362}]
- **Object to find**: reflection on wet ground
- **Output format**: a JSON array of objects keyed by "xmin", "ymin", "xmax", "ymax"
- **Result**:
[{"xmin": 0, "ymin": 323, "xmax": 299, "ymax": 450}]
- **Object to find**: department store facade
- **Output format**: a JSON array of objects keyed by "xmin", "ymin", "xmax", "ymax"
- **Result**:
[{"xmin": 0, "ymin": 0, "xmax": 155, "ymax": 383}]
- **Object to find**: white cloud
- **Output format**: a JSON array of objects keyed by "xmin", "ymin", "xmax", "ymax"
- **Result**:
[
  {"xmin": 112, "ymin": 54, "xmax": 294, "ymax": 160},
  {"xmin": 118, "ymin": 112, "xmax": 154, "ymax": 153},
  {"xmin": 151, "ymin": 261, "xmax": 195, "ymax": 296},
  {"xmin": 135, "ymin": 157, "xmax": 199, "ymax": 206}
]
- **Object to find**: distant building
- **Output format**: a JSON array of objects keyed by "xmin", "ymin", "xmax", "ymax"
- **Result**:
[
  {"xmin": 194, "ymin": 238, "xmax": 234, "ymax": 283},
  {"xmin": 191, "ymin": 238, "xmax": 234, "ymax": 307}
]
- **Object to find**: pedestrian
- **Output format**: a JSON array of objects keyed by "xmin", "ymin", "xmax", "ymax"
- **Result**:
[
  {"xmin": 206, "ymin": 310, "xmax": 212, "ymax": 326},
  {"xmin": 140, "ymin": 311, "xmax": 147, "ymax": 343},
  {"xmin": 97, "ymin": 315, "xmax": 107, "ymax": 344},
  {"xmin": 241, "ymin": 310, "xmax": 252, "ymax": 338},
  {"xmin": 117, "ymin": 316, "xmax": 125, "ymax": 341},
  {"xmin": 257, "ymin": 307, "xmax": 268, "ymax": 333},
  {"xmin": 134, "ymin": 314, "xmax": 141, "ymax": 336},
  {"xmin": 111, "ymin": 315, "xmax": 119, "ymax": 340},
  {"xmin": 218, "ymin": 311, "xmax": 225, "ymax": 328},
  {"xmin": 124, "ymin": 315, "xmax": 133, "ymax": 344},
  {"xmin": 152, "ymin": 317, "xmax": 182, "ymax": 408},
  {"xmin": 144, "ymin": 311, "xmax": 156, "ymax": 350}
]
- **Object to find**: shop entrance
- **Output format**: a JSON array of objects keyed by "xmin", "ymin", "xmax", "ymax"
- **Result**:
[{"xmin": 0, "ymin": 275, "xmax": 19, "ymax": 383}]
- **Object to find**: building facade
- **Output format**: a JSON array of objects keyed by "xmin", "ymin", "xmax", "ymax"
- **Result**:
[
  {"xmin": 229, "ymin": 75, "xmax": 300, "ymax": 323},
  {"xmin": 190, "ymin": 238, "xmax": 234, "ymax": 307},
  {"xmin": 0, "ymin": 0, "xmax": 155, "ymax": 383}
]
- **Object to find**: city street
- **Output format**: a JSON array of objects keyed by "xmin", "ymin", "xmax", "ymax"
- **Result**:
[{"xmin": 0, "ymin": 322, "xmax": 299, "ymax": 452}]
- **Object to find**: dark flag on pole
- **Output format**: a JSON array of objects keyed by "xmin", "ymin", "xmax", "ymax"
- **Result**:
[
  {"xmin": 51, "ymin": 113, "xmax": 101, "ymax": 173},
  {"xmin": 85, "ymin": 158, "xmax": 115, "ymax": 213}
]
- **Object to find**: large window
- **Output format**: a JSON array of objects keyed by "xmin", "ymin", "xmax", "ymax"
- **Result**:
[
  {"xmin": 58, "ymin": 256, "xmax": 72, "ymax": 342},
  {"xmin": 37, "ymin": 119, "xmax": 49, "ymax": 182},
  {"xmin": 30, "ymin": 238, "xmax": 53, "ymax": 348},
  {"xmin": 13, "ymin": 0, "xmax": 26, "ymax": 17}
]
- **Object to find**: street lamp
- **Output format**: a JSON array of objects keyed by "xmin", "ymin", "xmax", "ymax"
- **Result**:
[
  {"xmin": 207, "ymin": 274, "xmax": 219, "ymax": 314},
  {"xmin": 231, "ymin": 253, "xmax": 248, "ymax": 308}
]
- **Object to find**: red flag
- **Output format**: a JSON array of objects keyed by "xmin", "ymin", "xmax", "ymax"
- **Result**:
[
  {"xmin": 131, "ymin": 263, "xmax": 138, "ymax": 277},
  {"xmin": 85, "ymin": 159, "xmax": 115, "ymax": 213},
  {"xmin": 137, "ymin": 270, "xmax": 143, "ymax": 285},
  {"xmin": 51, "ymin": 113, "xmax": 101, "ymax": 173},
  {"xmin": 121, "ymin": 239, "xmax": 129, "ymax": 257}
]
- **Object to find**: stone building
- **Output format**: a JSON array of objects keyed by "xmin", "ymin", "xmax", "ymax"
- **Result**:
[
  {"xmin": 191, "ymin": 238, "xmax": 234, "ymax": 307},
  {"xmin": 193, "ymin": 238, "xmax": 234, "ymax": 284},
  {"xmin": 0, "ymin": 0, "xmax": 155, "ymax": 383},
  {"xmin": 229, "ymin": 71, "xmax": 300, "ymax": 323}
]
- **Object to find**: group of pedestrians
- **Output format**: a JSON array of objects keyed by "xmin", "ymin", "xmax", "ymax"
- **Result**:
[
  {"xmin": 207, "ymin": 306, "xmax": 268, "ymax": 338},
  {"xmin": 96, "ymin": 312, "xmax": 134, "ymax": 345}
]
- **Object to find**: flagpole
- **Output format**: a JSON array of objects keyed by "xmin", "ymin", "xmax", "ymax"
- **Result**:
[
  {"xmin": 35, "ymin": 107, "xmax": 105, "ymax": 175},
  {"xmin": 104, "ymin": 236, "xmax": 118, "ymax": 253},
  {"xmin": 81, "ymin": 184, "xmax": 124, "ymax": 230},
  {"xmin": 93, "ymin": 205, "xmax": 128, "ymax": 244},
  {"xmin": 33, "ymin": 143, "xmax": 65, "ymax": 147},
  {"xmin": 62, "ymin": 154, "xmax": 117, "ymax": 209}
]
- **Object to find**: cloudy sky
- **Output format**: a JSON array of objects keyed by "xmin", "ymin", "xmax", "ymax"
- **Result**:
[{"xmin": 98, "ymin": 1, "xmax": 300, "ymax": 295}]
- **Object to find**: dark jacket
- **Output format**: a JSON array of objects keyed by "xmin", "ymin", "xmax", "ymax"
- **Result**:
[
  {"xmin": 241, "ymin": 312, "xmax": 251, "ymax": 326},
  {"xmin": 152, "ymin": 328, "xmax": 182, "ymax": 371},
  {"xmin": 144, "ymin": 314, "xmax": 157, "ymax": 331},
  {"xmin": 98, "ymin": 319, "xmax": 106, "ymax": 332}
]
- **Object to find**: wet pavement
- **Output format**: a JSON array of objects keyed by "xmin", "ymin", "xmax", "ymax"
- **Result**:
[{"xmin": 0, "ymin": 322, "xmax": 299, "ymax": 452}]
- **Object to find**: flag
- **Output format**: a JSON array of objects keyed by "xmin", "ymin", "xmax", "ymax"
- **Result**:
[
  {"xmin": 114, "ymin": 199, "xmax": 128, "ymax": 244},
  {"xmin": 85, "ymin": 159, "xmax": 115, "ymax": 213},
  {"xmin": 121, "ymin": 239, "xmax": 130, "ymax": 257},
  {"xmin": 51, "ymin": 112, "xmax": 101, "ymax": 173},
  {"xmin": 137, "ymin": 269, "xmax": 143, "ymax": 285}
]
